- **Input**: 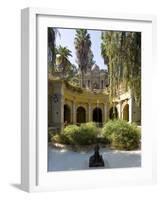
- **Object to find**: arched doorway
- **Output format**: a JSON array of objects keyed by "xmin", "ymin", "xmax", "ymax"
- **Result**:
[
  {"xmin": 123, "ymin": 104, "xmax": 129, "ymax": 121},
  {"xmin": 93, "ymin": 108, "xmax": 102, "ymax": 123},
  {"xmin": 64, "ymin": 104, "xmax": 71, "ymax": 123},
  {"xmin": 109, "ymin": 107, "xmax": 118, "ymax": 119},
  {"xmin": 77, "ymin": 106, "xmax": 86, "ymax": 124}
]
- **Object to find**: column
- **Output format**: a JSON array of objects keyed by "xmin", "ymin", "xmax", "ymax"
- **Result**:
[
  {"xmin": 88, "ymin": 103, "xmax": 91, "ymax": 122},
  {"xmin": 104, "ymin": 103, "xmax": 107, "ymax": 123},
  {"xmin": 118, "ymin": 101, "xmax": 122, "ymax": 119},
  {"xmin": 128, "ymin": 98, "xmax": 132, "ymax": 123},
  {"xmin": 72, "ymin": 101, "xmax": 76, "ymax": 124},
  {"xmin": 52, "ymin": 81, "xmax": 64, "ymax": 134},
  {"xmin": 60, "ymin": 93, "xmax": 64, "ymax": 133}
]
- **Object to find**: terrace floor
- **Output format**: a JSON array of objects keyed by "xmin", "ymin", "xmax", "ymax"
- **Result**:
[{"xmin": 48, "ymin": 146, "xmax": 141, "ymax": 171}]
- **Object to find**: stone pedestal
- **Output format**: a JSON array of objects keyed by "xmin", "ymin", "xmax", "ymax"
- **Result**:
[{"xmin": 89, "ymin": 145, "xmax": 105, "ymax": 167}]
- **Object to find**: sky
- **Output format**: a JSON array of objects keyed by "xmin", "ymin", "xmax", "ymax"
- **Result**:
[{"xmin": 55, "ymin": 28, "xmax": 107, "ymax": 69}]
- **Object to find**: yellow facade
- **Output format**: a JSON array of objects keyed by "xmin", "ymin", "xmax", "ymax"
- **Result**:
[{"xmin": 48, "ymin": 77, "xmax": 141, "ymax": 133}]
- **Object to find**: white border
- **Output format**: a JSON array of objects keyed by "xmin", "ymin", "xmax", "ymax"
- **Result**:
[{"xmin": 21, "ymin": 7, "xmax": 156, "ymax": 192}]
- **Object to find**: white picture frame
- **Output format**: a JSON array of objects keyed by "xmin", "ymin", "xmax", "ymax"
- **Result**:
[{"xmin": 21, "ymin": 7, "xmax": 157, "ymax": 192}]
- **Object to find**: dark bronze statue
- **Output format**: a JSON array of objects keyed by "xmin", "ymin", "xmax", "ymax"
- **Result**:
[{"xmin": 89, "ymin": 144, "xmax": 105, "ymax": 167}]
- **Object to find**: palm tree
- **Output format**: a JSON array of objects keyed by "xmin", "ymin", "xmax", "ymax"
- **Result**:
[
  {"xmin": 56, "ymin": 46, "xmax": 72, "ymax": 76},
  {"xmin": 48, "ymin": 28, "xmax": 60, "ymax": 73},
  {"xmin": 74, "ymin": 29, "xmax": 92, "ymax": 87}
]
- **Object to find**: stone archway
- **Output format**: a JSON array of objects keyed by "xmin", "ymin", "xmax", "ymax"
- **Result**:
[
  {"xmin": 93, "ymin": 108, "xmax": 102, "ymax": 123},
  {"xmin": 64, "ymin": 104, "xmax": 71, "ymax": 123},
  {"xmin": 109, "ymin": 106, "xmax": 118, "ymax": 119},
  {"xmin": 123, "ymin": 104, "xmax": 129, "ymax": 121},
  {"xmin": 77, "ymin": 106, "xmax": 86, "ymax": 124}
]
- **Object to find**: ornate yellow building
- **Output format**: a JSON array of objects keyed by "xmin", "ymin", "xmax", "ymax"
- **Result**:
[{"xmin": 48, "ymin": 68, "xmax": 141, "ymax": 133}]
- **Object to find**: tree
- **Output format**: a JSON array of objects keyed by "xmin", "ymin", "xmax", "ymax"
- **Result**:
[
  {"xmin": 48, "ymin": 28, "xmax": 60, "ymax": 73},
  {"xmin": 66, "ymin": 64, "xmax": 80, "ymax": 86},
  {"xmin": 66, "ymin": 64, "xmax": 78, "ymax": 78},
  {"xmin": 101, "ymin": 31, "xmax": 141, "ymax": 106},
  {"xmin": 74, "ymin": 29, "xmax": 92, "ymax": 87},
  {"xmin": 56, "ymin": 46, "xmax": 72, "ymax": 76},
  {"xmin": 87, "ymin": 49, "xmax": 95, "ymax": 70},
  {"xmin": 101, "ymin": 32, "xmax": 109, "ymax": 66}
]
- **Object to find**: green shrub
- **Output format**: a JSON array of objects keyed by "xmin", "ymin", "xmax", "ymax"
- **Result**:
[
  {"xmin": 52, "ymin": 133, "xmax": 70, "ymax": 144},
  {"xmin": 102, "ymin": 120, "xmax": 118, "ymax": 143},
  {"xmin": 102, "ymin": 120, "xmax": 141, "ymax": 150},
  {"xmin": 96, "ymin": 136, "xmax": 109, "ymax": 144},
  {"xmin": 48, "ymin": 128, "xmax": 58, "ymax": 142},
  {"xmin": 72, "ymin": 122, "xmax": 98, "ymax": 145},
  {"xmin": 52, "ymin": 122, "xmax": 99, "ymax": 145},
  {"xmin": 64, "ymin": 124, "xmax": 80, "ymax": 144}
]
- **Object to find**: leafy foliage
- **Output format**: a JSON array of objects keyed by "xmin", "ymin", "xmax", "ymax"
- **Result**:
[
  {"xmin": 52, "ymin": 122, "xmax": 99, "ymax": 145},
  {"xmin": 101, "ymin": 31, "xmax": 141, "ymax": 106},
  {"xmin": 74, "ymin": 29, "xmax": 94, "ymax": 87},
  {"xmin": 64, "ymin": 80, "xmax": 83, "ymax": 93},
  {"xmin": 65, "ymin": 64, "xmax": 80, "ymax": 86},
  {"xmin": 48, "ymin": 28, "xmax": 60, "ymax": 72},
  {"xmin": 52, "ymin": 133, "xmax": 70, "ymax": 144},
  {"xmin": 56, "ymin": 45, "xmax": 72, "ymax": 75},
  {"xmin": 102, "ymin": 119, "xmax": 141, "ymax": 150},
  {"xmin": 48, "ymin": 128, "xmax": 58, "ymax": 142},
  {"xmin": 74, "ymin": 29, "xmax": 92, "ymax": 71},
  {"xmin": 87, "ymin": 49, "xmax": 95, "ymax": 70},
  {"xmin": 51, "ymin": 120, "xmax": 140, "ymax": 150},
  {"xmin": 75, "ymin": 123, "xmax": 99, "ymax": 145}
]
